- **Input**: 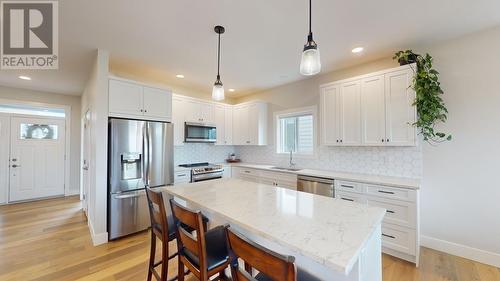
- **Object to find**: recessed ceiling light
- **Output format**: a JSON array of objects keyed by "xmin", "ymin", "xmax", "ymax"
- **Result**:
[
  {"xmin": 19, "ymin": 75, "xmax": 31, "ymax": 80},
  {"xmin": 352, "ymin": 47, "xmax": 364, "ymax": 53},
  {"xmin": 228, "ymin": 89, "xmax": 235, "ymax": 92},
  {"xmin": 175, "ymin": 74, "xmax": 184, "ymax": 78}
]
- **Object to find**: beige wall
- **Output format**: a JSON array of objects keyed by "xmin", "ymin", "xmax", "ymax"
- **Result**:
[
  {"xmin": 81, "ymin": 49, "xmax": 110, "ymax": 244},
  {"xmin": 416, "ymin": 26, "xmax": 500, "ymax": 263},
  {"xmin": 0, "ymin": 86, "xmax": 81, "ymax": 195},
  {"xmin": 109, "ymin": 59, "xmax": 237, "ymax": 104}
]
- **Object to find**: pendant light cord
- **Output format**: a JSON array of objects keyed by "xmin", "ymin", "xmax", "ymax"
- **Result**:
[
  {"xmin": 217, "ymin": 32, "xmax": 221, "ymax": 78},
  {"xmin": 309, "ymin": 0, "xmax": 312, "ymax": 35}
]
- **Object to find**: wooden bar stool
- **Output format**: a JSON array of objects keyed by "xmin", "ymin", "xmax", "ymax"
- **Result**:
[
  {"xmin": 169, "ymin": 198, "xmax": 230, "ymax": 281},
  {"xmin": 225, "ymin": 227, "xmax": 322, "ymax": 281},
  {"xmin": 145, "ymin": 187, "xmax": 178, "ymax": 281}
]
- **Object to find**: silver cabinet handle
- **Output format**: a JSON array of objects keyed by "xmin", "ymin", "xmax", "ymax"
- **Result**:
[
  {"xmin": 341, "ymin": 197, "xmax": 354, "ymax": 202},
  {"xmin": 177, "ymin": 174, "xmax": 187, "ymax": 177},
  {"xmin": 341, "ymin": 184, "xmax": 354, "ymax": 189},
  {"xmin": 386, "ymin": 210, "xmax": 395, "ymax": 214},
  {"xmin": 11, "ymin": 164, "xmax": 20, "ymax": 168},
  {"xmin": 378, "ymin": 190, "xmax": 395, "ymax": 195},
  {"xmin": 382, "ymin": 233, "xmax": 396, "ymax": 239}
]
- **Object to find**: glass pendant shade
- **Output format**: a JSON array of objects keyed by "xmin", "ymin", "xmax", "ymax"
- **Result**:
[
  {"xmin": 212, "ymin": 82, "xmax": 225, "ymax": 101},
  {"xmin": 300, "ymin": 47, "xmax": 321, "ymax": 76}
]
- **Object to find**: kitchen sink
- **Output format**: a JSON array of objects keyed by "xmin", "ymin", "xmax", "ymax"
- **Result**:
[{"xmin": 271, "ymin": 166, "xmax": 303, "ymax": 172}]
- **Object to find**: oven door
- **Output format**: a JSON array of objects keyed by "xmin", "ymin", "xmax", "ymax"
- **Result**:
[
  {"xmin": 192, "ymin": 171, "xmax": 223, "ymax": 182},
  {"xmin": 184, "ymin": 122, "xmax": 217, "ymax": 143}
]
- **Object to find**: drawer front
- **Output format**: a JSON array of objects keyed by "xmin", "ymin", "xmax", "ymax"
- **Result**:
[
  {"xmin": 261, "ymin": 170, "xmax": 297, "ymax": 182},
  {"xmin": 381, "ymin": 223, "xmax": 416, "ymax": 255},
  {"xmin": 335, "ymin": 190, "xmax": 366, "ymax": 204},
  {"xmin": 366, "ymin": 197, "xmax": 416, "ymax": 228},
  {"xmin": 233, "ymin": 167, "xmax": 260, "ymax": 178},
  {"xmin": 366, "ymin": 184, "xmax": 416, "ymax": 202},
  {"xmin": 174, "ymin": 171, "xmax": 191, "ymax": 184},
  {"xmin": 335, "ymin": 180, "xmax": 365, "ymax": 194}
]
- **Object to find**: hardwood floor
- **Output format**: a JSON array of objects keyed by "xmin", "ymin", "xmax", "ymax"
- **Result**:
[{"xmin": 1, "ymin": 197, "xmax": 498, "ymax": 281}]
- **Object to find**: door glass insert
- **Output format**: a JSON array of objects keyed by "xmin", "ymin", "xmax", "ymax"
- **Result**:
[{"xmin": 20, "ymin": 124, "xmax": 59, "ymax": 140}]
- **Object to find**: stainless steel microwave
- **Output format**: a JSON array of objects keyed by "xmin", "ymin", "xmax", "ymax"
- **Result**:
[{"xmin": 184, "ymin": 122, "xmax": 217, "ymax": 143}]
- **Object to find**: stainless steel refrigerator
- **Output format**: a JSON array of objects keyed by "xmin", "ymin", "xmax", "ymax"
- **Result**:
[{"xmin": 108, "ymin": 118, "xmax": 174, "ymax": 240}]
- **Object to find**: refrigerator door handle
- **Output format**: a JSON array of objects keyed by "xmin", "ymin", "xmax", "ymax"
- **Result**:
[{"xmin": 143, "ymin": 123, "xmax": 149, "ymax": 186}]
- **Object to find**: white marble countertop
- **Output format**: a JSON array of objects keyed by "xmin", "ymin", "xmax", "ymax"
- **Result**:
[
  {"xmin": 161, "ymin": 178, "xmax": 386, "ymax": 275},
  {"xmin": 228, "ymin": 163, "xmax": 420, "ymax": 190}
]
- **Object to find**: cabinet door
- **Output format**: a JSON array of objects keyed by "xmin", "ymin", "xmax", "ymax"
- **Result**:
[
  {"xmin": 224, "ymin": 106, "xmax": 233, "ymax": 145},
  {"xmin": 340, "ymin": 81, "xmax": 362, "ymax": 145},
  {"xmin": 320, "ymin": 84, "xmax": 341, "ymax": 145},
  {"xmin": 199, "ymin": 102, "xmax": 214, "ymax": 123},
  {"xmin": 172, "ymin": 96, "xmax": 186, "ymax": 146},
  {"xmin": 143, "ymin": 86, "xmax": 172, "ymax": 120},
  {"xmin": 361, "ymin": 75, "xmax": 386, "ymax": 145},
  {"xmin": 109, "ymin": 79, "xmax": 143, "ymax": 116},
  {"xmin": 184, "ymin": 100, "xmax": 200, "ymax": 122},
  {"xmin": 233, "ymin": 106, "xmax": 249, "ymax": 145},
  {"xmin": 214, "ymin": 105, "xmax": 226, "ymax": 145},
  {"xmin": 247, "ymin": 104, "xmax": 259, "ymax": 145},
  {"xmin": 385, "ymin": 70, "xmax": 416, "ymax": 146}
]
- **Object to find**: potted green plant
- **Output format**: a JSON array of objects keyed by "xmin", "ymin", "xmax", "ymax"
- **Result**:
[{"xmin": 393, "ymin": 50, "xmax": 452, "ymax": 144}]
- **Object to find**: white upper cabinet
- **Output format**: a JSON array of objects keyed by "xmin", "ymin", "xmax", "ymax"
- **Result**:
[
  {"xmin": 340, "ymin": 81, "xmax": 362, "ymax": 145},
  {"xmin": 172, "ymin": 95, "xmax": 186, "ymax": 146},
  {"xmin": 185, "ymin": 100, "xmax": 214, "ymax": 123},
  {"xmin": 385, "ymin": 69, "xmax": 416, "ymax": 146},
  {"xmin": 214, "ymin": 105, "xmax": 233, "ymax": 145},
  {"xmin": 361, "ymin": 75, "xmax": 386, "ymax": 145},
  {"xmin": 233, "ymin": 102, "xmax": 267, "ymax": 146},
  {"xmin": 320, "ymin": 84, "xmax": 341, "ymax": 145},
  {"xmin": 320, "ymin": 65, "xmax": 416, "ymax": 147},
  {"xmin": 109, "ymin": 79, "xmax": 143, "ymax": 117},
  {"xmin": 143, "ymin": 86, "xmax": 172, "ymax": 120},
  {"xmin": 108, "ymin": 78, "xmax": 172, "ymax": 122}
]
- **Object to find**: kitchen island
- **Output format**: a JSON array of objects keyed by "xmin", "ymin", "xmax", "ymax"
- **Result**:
[{"xmin": 161, "ymin": 178, "xmax": 386, "ymax": 281}]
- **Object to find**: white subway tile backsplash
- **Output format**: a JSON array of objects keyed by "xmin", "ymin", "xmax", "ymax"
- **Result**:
[
  {"xmin": 235, "ymin": 145, "xmax": 422, "ymax": 179},
  {"xmin": 174, "ymin": 144, "xmax": 235, "ymax": 166}
]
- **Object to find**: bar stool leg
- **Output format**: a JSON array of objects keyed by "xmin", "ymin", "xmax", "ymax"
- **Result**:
[
  {"xmin": 148, "ymin": 232, "xmax": 156, "ymax": 281},
  {"xmin": 177, "ymin": 260, "xmax": 185, "ymax": 281},
  {"xmin": 160, "ymin": 239, "xmax": 168, "ymax": 281}
]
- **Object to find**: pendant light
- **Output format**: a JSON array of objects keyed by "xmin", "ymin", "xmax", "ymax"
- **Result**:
[
  {"xmin": 212, "ymin": 25, "xmax": 225, "ymax": 101},
  {"xmin": 300, "ymin": 0, "xmax": 321, "ymax": 76}
]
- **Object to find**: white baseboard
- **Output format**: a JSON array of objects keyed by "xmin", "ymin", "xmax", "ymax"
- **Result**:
[
  {"xmin": 65, "ymin": 190, "xmax": 80, "ymax": 196},
  {"xmin": 421, "ymin": 235, "xmax": 500, "ymax": 268},
  {"xmin": 88, "ymin": 218, "xmax": 108, "ymax": 246}
]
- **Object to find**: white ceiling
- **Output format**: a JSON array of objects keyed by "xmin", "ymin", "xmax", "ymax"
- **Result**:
[{"xmin": 0, "ymin": 0, "xmax": 499, "ymax": 97}]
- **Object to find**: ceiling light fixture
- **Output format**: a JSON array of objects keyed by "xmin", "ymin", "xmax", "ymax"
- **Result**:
[
  {"xmin": 352, "ymin": 47, "xmax": 364, "ymax": 53},
  {"xmin": 212, "ymin": 25, "xmax": 225, "ymax": 101},
  {"xmin": 300, "ymin": 0, "xmax": 321, "ymax": 76},
  {"xmin": 228, "ymin": 88, "xmax": 235, "ymax": 92},
  {"xmin": 19, "ymin": 75, "xmax": 31, "ymax": 80},
  {"xmin": 176, "ymin": 74, "xmax": 185, "ymax": 78}
]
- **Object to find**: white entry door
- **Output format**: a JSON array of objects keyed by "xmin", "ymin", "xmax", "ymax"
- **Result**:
[
  {"xmin": 9, "ymin": 117, "xmax": 66, "ymax": 202},
  {"xmin": 0, "ymin": 114, "xmax": 9, "ymax": 204}
]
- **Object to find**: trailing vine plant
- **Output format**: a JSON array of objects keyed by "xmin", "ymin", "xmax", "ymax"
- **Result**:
[{"xmin": 393, "ymin": 50, "xmax": 452, "ymax": 144}]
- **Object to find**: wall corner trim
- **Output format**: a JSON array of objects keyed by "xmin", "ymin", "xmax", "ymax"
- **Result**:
[
  {"xmin": 88, "ymin": 218, "xmax": 108, "ymax": 246},
  {"xmin": 420, "ymin": 235, "xmax": 500, "ymax": 268}
]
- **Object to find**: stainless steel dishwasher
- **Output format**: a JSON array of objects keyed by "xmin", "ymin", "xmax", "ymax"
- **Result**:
[{"xmin": 297, "ymin": 175, "xmax": 334, "ymax": 197}]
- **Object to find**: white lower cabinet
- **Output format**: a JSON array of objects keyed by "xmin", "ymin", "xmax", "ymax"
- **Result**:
[
  {"xmin": 231, "ymin": 167, "xmax": 297, "ymax": 190},
  {"xmin": 174, "ymin": 170, "xmax": 191, "ymax": 184},
  {"xmin": 335, "ymin": 180, "xmax": 420, "ymax": 265}
]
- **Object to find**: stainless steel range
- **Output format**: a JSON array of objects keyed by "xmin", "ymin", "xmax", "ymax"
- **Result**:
[{"xmin": 178, "ymin": 162, "xmax": 224, "ymax": 182}]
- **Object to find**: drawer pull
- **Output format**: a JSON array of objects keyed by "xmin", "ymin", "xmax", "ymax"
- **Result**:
[
  {"xmin": 244, "ymin": 171, "xmax": 251, "ymax": 173},
  {"xmin": 378, "ymin": 190, "xmax": 395, "ymax": 195},
  {"xmin": 177, "ymin": 174, "xmax": 187, "ymax": 177},
  {"xmin": 341, "ymin": 197, "xmax": 354, "ymax": 202},
  {"xmin": 341, "ymin": 185, "xmax": 354, "ymax": 189},
  {"xmin": 386, "ymin": 210, "xmax": 395, "ymax": 214},
  {"xmin": 382, "ymin": 233, "xmax": 396, "ymax": 239}
]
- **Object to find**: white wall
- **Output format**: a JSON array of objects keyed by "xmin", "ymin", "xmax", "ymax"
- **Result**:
[
  {"xmin": 0, "ymin": 86, "xmax": 81, "ymax": 195},
  {"xmin": 81, "ymin": 49, "xmax": 110, "ymax": 245},
  {"xmin": 417, "ymin": 26, "xmax": 500, "ymax": 266}
]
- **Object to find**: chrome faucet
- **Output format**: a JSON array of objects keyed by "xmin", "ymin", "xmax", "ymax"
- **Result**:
[{"xmin": 289, "ymin": 149, "xmax": 296, "ymax": 168}]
